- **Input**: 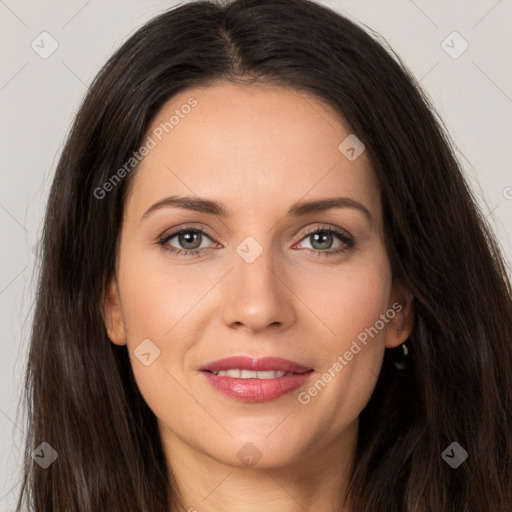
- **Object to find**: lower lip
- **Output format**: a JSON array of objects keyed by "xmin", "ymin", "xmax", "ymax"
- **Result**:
[{"xmin": 201, "ymin": 370, "xmax": 314, "ymax": 402}]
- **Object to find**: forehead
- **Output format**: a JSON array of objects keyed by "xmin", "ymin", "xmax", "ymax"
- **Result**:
[{"xmin": 125, "ymin": 81, "xmax": 380, "ymax": 227}]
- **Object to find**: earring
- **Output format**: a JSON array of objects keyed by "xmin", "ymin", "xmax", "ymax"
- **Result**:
[{"xmin": 394, "ymin": 327, "xmax": 408, "ymax": 370}]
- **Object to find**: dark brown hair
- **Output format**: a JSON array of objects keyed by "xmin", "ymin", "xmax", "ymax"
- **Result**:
[{"xmin": 14, "ymin": 0, "xmax": 512, "ymax": 510}]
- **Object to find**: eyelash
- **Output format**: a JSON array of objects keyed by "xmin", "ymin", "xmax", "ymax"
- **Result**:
[{"xmin": 157, "ymin": 223, "xmax": 355, "ymax": 258}]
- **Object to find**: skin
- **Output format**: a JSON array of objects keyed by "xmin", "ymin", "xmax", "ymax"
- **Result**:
[{"xmin": 103, "ymin": 81, "xmax": 414, "ymax": 512}]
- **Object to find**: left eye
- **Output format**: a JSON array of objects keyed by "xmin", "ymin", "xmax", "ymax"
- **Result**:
[{"xmin": 296, "ymin": 228, "xmax": 350, "ymax": 252}]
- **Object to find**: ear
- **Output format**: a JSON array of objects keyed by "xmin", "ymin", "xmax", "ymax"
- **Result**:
[
  {"xmin": 101, "ymin": 275, "xmax": 127, "ymax": 346},
  {"xmin": 384, "ymin": 280, "xmax": 414, "ymax": 349}
]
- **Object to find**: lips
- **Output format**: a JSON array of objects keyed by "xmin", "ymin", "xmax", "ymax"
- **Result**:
[
  {"xmin": 199, "ymin": 356, "xmax": 314, "ymax": 402},
  {"xmin": 199, "ymin": 356, "xmax": 313, "ymax": 374}
]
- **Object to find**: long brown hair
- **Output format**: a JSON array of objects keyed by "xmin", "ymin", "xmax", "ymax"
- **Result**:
[{"xmin": 14, "ymin": 0, "xmax": 512, "ymax": 510}]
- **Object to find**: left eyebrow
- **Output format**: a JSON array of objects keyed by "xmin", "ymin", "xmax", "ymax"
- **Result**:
[
  {"xmin": 287, "ymin": 196, "xmax": 373, "ymax": 226},
  {"xmin": 141, "ymin": 195, "xmax": 374, "ymax": 226}
]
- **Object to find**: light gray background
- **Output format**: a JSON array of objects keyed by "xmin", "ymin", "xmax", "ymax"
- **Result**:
[{"xmin": 1, "ymin": 1, "xmax": 511, "ymax": 509}]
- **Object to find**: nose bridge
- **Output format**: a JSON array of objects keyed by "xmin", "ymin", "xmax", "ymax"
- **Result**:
[
  {"xmin": 233, "ymin": 233, "xmax": 280, "ymax": 297},
  {"xmin": 222, "ymin": 232, "xmax": 295, "ymax": 331}
]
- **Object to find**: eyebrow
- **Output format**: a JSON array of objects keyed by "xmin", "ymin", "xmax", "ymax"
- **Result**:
[{"xmin": 141, "ymin": 195, "xmax": 374, "ymax": 225}]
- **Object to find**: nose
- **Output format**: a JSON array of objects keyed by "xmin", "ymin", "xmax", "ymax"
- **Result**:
[{"xmin": 221, "ymin": 239, "xmax": 297, "ymax": 334}]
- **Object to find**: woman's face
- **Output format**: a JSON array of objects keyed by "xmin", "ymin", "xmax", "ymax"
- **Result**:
[{"xmin": 104, "ymin": 82, "xmax": 413, "ymax": 471}]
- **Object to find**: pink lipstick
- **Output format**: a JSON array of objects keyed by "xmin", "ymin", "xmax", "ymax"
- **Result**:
[{"xmin": 199, "ymin": 356, "xmax": 314, "ymax": 402}]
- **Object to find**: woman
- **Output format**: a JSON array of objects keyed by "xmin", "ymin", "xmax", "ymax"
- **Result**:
[{"xmin": 15, "ymin": 0, "xmax": 512, "ymax": 510}]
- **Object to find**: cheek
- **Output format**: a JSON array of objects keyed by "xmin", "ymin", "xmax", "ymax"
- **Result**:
[
  {"xmin": 116, "ymin": 247, "xmax": 219, "ymax": 406},
  {"xmin": 117, "ymin": 259, "xmax": 200, "ymax": 420},
  {"xmin": 117, "ymin": 247, "xmax": 207, "ymax": 340},
  {"xmin": 335, "ymin": 273, "xmax": 390, "ymax": 340},
  {"xmin": 296, "ymin": 261, "xmax": 392, "ymax": 428},
  {"xmin": 306, "ymin": 257, "xmax": 392, "ymax": 346}
]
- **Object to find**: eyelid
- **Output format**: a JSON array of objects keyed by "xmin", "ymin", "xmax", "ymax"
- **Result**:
[
  {"xmin": 297, "ymin": 223, "xmax": 352, "ymax": 241},
  {"xmin": 158, "ymin": 223, "xmax": 216, "ymax": 242}
]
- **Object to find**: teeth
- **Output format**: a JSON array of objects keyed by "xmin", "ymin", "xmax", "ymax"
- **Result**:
[{"xmin": 215, "ymin": 369, "xmax": 287, "ymax": 379}]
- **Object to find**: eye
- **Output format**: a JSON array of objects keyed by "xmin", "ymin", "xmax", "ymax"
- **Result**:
[
  {"xmin": 158, "ymin": 225, "xmax": 216, "ymax": 257},
  {"xmin": 294, "ymin": 224, "xmax": 355, "ymax": 257}
]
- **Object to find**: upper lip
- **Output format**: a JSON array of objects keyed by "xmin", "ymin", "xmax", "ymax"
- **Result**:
[{"xmin": 199, "ymin": 356, "xmax": 313, "ymax": 374}]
